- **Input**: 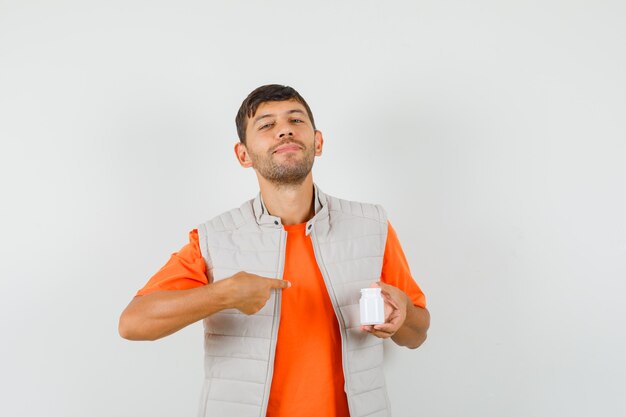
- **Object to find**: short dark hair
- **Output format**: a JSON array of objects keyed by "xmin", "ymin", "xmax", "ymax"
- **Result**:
[{"xmin": 235, "ymin": 84, "xmax": 316, "ymax": 144}]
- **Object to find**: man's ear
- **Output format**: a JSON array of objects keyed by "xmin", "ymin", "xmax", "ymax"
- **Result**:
[
  {"xmin": 234, "ymin": 142, "xmax": 253, "ymax": 168},
  {"xmin": 314, "ymin": 130, "xmax": 324, "ymax": 156}
]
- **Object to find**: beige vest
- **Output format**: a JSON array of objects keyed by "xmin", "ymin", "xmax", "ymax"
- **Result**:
[{"xmin": 197, "ymin": 185, "xmax": 391, "ymax": 417}]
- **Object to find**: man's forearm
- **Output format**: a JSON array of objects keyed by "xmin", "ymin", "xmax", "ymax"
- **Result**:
[
  {"xmin": 392, "ymin": 302, "xmax": 430, "ymax": 349},
  {"xmin": 119, "ymin": 273, "xmax": 290, "ymax": 341},
  {"xmin": 118, "ymin": 283, "xmax": 230, "ymax": 341}
]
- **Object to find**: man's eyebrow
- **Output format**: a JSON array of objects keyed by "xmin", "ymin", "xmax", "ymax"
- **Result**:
[
  {"xmin": 253, "ymin": 113, "xmax": 274, "ymax": 124},
  {"xmin": 253, "ymin": 109, "xmax": 307, "ymax": 124}
]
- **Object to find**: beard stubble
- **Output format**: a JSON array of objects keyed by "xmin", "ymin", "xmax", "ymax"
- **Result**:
[{"xmin": 248, "ymin": 140, "xmax": 315, "ymax": 187}]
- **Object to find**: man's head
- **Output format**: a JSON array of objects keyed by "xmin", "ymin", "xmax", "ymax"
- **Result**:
[
  {"xmin": 234, "ymin": 85, "xmax": 323, "ymax": 188},
  {"xmin": 235, "ymin": 84, "xmax": 316, "ymax": 145}
]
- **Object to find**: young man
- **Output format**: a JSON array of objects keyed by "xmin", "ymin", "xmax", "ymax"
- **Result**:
[{"xmin": 119, "ymin": 84, "xmax": 430, "ymax": 417}]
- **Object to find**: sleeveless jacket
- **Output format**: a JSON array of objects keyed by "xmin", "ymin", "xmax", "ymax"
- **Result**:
[{"xmin": 196, "ymin": 184, "xmax": 391, "ymax": 417}]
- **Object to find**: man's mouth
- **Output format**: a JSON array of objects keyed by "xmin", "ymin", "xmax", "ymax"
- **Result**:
[{"xmin": 273, "ymin": 143, "xmax": 302, "ymax": 154}]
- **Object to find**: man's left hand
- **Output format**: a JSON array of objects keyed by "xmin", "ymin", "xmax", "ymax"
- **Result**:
[{"xmin": 361, "ymin": 282, "xmax": 409, "ymax": 339}]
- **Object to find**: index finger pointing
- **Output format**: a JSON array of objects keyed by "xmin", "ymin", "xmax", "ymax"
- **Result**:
[{"xmin": 270, "ymin": 279, "xmax": 291, "ymax": 289}]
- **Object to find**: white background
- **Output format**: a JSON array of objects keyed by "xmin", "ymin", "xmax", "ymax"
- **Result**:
[{"xmin": 1, "ymin": 1, "xmax": 625, "ymax": 416}]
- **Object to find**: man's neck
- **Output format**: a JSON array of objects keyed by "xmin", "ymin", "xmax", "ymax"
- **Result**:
[{"xmin": 257, "ymin": 174, "xmax": 315, "ymax": 225}]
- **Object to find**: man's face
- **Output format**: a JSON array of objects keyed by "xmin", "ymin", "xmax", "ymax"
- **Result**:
[{"xmin": 235, "ymin": 99, "xmax": 323, "ymax": 186}]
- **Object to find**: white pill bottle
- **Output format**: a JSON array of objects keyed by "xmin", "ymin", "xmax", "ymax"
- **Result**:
[{"xmin": 359, "ymin": 287, "xmax": 385, "ymax": 325}]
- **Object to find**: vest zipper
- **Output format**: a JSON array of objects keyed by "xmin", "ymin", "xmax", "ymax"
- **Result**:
[
  {"xmin": 260, "ymin": 228, "xmax": 287, "ymax": 417},
  {"xmin": 309, "ymin": 228, "xmax": 355, "ymax": 417}
]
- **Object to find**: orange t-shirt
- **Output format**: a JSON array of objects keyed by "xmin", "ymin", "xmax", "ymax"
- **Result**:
[{"xmin": 137, "ymin": 222, "xmax": 426, "ymax": 417}]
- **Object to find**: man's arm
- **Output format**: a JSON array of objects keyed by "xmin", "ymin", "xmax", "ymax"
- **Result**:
[
  {"xmin": 361, "ymin": 282, "xmax": 430, "ymax": 349},
  {"xmin": 118, "ymin": 272, "xmax": 290, "ymax": 341}
]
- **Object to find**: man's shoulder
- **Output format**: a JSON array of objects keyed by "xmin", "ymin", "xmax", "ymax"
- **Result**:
[
  {"xmin": 199, "ymin": 198, "xmax": 256, "ymax": 232},
  {"xmin": 324, "ymin": 192, "xmax": 388, "ymax": 224}
]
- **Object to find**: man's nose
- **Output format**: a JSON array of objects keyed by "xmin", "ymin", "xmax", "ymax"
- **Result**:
[{"xmin": 277, "ymin": 124, "xmax": 294, "ymax": 138}]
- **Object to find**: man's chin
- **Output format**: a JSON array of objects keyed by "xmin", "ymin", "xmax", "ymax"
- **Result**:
[
  {"xmin": 258, "ymin": 169, "xmax": 312, "ymax": 186},
  {"xmin": 272, "ymin": 152, "xmax": 304, "ymax": 161}
]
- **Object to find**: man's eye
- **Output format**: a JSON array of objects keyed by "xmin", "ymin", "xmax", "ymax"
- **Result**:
[
  {"xmin": 291, "ymin": 119, "xmax": 304, "ymax": 123},
  {"xmin": 260, "ymin": 122, "xmax": 274, "ymax": 130}
]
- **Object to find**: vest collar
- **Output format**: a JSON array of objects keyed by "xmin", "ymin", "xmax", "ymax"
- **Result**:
[{"xmin": 252, "ymin": 183, "xmax": 329, "ymax": 235}]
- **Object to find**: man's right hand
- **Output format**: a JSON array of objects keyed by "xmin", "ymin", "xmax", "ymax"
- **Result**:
[
  {"xmin": 219, "ymin": 271, "xmax": 291, "ymax": 315},
  {"xmin": 119, "ymin": 271, "xmax": 290, "ymax": 341}
]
